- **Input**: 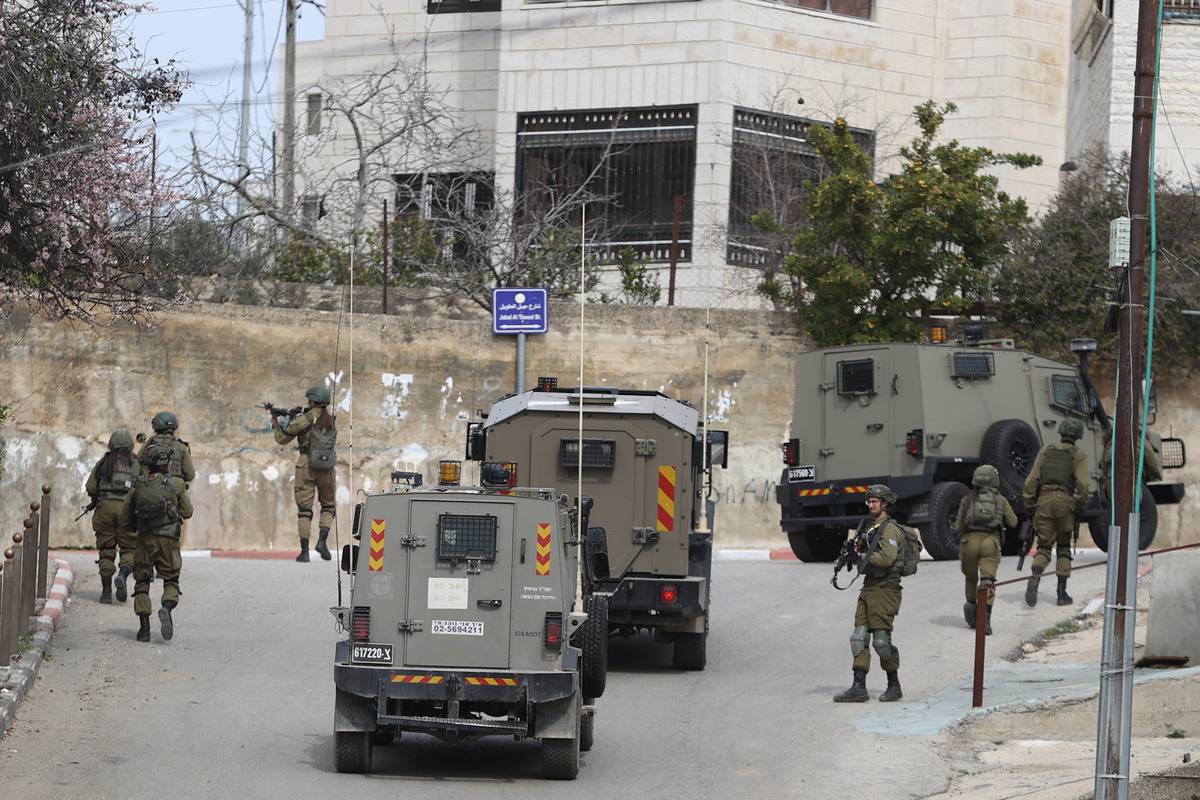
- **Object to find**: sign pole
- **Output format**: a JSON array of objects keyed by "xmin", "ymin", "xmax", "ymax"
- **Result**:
[{"xmin": 516, "ymin": 332, "xmax": 526, "ymax": 393}]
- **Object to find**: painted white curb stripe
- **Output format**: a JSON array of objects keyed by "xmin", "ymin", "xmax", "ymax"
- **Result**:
[
  {"xmin": 181, "ymin": 550, "xmax": 213, "ymax": 559},
  {"xmin": 715, "ymin": 549, "xmax": 772, "ymax": 561}
]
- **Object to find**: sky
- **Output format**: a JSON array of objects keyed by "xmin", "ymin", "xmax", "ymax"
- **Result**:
[{"xmin": 127, "ymin": 0, "xmax": 327, "ymax": 171}]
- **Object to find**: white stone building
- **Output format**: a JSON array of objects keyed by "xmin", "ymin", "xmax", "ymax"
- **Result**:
[{"xmin": 287, "ymin": 0, "xmax": 1191, "ymax": 307}]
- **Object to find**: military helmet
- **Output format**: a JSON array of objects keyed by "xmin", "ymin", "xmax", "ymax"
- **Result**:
[
  {"xmin": 865, "ymin": 483, "xmax": 897, "ymax": 506},
  {"xmin": 151, "ymin": 411, "xmax": 179, "ymax": 433},
  {"xmin": 306, "ymin": 385, "xmax": 331, "ymax": 406},
  {"xmin": 972, "ymin": 464, "xmax": 1000, "ymax": 489},
  {"xmin": 108, "ymin": 429, "xmax": 134, "ymax": 451},
  {"xmin": 1059, "ymin": 418, "xmax": 1084, "ymax": 441}
]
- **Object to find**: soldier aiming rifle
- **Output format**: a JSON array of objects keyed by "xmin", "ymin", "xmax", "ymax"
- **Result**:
[{"xmin": 259, "ymin": 402, "xmax": 304, "ymax": 421}]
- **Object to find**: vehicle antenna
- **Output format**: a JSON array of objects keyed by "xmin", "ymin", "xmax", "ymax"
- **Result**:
[
  {"xmin": 331, "ymin": 281, "xmax": 346, "ymax": 604},
  {"xmin": 575, "ymin": 204, "xmax": 586, "ymax": 613},
  {"xmin": 696, "ymin": 308, "xmax": 711, "ymax": 534}
]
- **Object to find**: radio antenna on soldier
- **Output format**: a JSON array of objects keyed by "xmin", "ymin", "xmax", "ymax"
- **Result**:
[{"xmin": 574, "ymin": 204, "xmax": 586, "ymax": 613}]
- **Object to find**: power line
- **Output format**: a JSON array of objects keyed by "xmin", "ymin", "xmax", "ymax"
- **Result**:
[{"xmin": 137, "ymin": 2, "xmax": 242, "ymax": 14}]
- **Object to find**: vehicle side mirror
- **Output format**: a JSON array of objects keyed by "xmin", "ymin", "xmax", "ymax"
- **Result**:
[
  {"xmin": 341, "ymin": 544, "xmax": 359, "ymax": 574},
  {"xmin": 465, "ymin": 422, "xmax": 486, "ymax": 461},
  {"xmin": 707, "ymin": 430, "xmax": 730, "ymax": 469},
  {"xmin": 586, "ymin": 527, "xmax": 609, "ymax": 581}
]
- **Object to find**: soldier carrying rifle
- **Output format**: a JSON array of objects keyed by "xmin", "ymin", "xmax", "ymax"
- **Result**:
[{"xmin": 264, "ymin": 386, "xmax": 338, "ymax": 562}]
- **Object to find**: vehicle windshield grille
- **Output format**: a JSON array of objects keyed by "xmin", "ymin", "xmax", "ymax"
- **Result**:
[
  {"xmin": 1049, "ymin": 375, "xmax": 1089, "ymax": 415},
  {"xmin": 437, "ymin": 514, "xmax": 498, "ymax": 562},
  {"xmin": 951, "ymin": 351, "xmax": 995, "ymax": 379},
  {"xmin": 560, "ymin": 438, "xmax": 617, "ymax": 468},
  {"xmin": 837, "ymin": 359, "xmax": 875, "ymax": 396}
]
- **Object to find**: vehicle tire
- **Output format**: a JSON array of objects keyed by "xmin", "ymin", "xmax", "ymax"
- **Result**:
[
  {"xmin": 922, "ymin": 481, "xmax": 970, "ymax": 561},
  {"xmin": 371, "ymin": 727, "xmax": 396, "ymax": 746},
  {"xmin": 541, "ymin": 699, "xmax": 581, "ymax": 780},
  {"xmin": 1088, "ymin": 490, "xmax": 1157, "ymax": 552},
  {"xmin": 578, "ymin": 594, "xmax": 609, "ymax": 699},
  {"xmin": 335, "ymin": 731, "xmax": 373, "ymax": 774},
  {"xmin": 672, "ymin": 625, "xmax": 707, "ymax": 671},
  {"xmin": 579, "ymin": 704, "xmax": 595, "ymax": 753},
  {"xmin": 981, "ymin": 419, "xmax": 1041, "ymax": 505},
  {"xmin": 787, "ymin": 528, "xmax": 845, "ymax": 562}
]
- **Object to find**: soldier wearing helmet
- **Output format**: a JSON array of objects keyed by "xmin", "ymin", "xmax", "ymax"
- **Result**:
[
  {"xmin": 956, "ymin": 464, "xmax": 1018, "ymax": 635},
  {"xmin": 833, "ymin": 483, "xmax": 906, "ymax": 704},
  {"xmin": 84, "ymin": 429, "xmax": 144, "ymax": 604},
  {"xmin": 270, "ymin": 384, "xmax": 338, "ymax": 562},
  {"xmin": 1022, "ymin": 416, "xmax": 1089, "ymax": 607},
  {"xmin": 137, "ymin": 411, "xmax": 196, "ymax": 485}
]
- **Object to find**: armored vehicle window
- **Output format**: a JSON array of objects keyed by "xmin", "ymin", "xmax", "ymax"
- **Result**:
[
  {"xmin": 837, "ymin": 359, "xmax": 875, "ymax": 396},
  {"xmin": 437, "ymin": 514, "xmax": 498, "ymax": 562},
  {"xmin": 1049, "ymin": 375, "xmax": 1089, "ymax": 416},
  {"xmin": 951, "ymin": 351, "xmax": 995, "ymax": 379},
  {"xmin": 560, "ymin": 438, "xmax": 617, "ymax": 469}
]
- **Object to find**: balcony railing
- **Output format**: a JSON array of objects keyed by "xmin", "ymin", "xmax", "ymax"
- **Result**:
[{"xmin": 1165, "ymin": 0, "xmax": 1200, "ymax": 18}]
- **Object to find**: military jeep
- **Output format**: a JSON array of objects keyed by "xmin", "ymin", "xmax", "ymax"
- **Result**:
[
  {"xmin": 776, "ymin": 334, "xmax": 1186, "ymax": 561},
  {"xmin": 330, "ymin": 466, "xmax": 604, "ymax": 779}
]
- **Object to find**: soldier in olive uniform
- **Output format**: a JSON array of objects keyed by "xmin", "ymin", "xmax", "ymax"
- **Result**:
[
  {"xmin": 271, "ymin": 386, "xmax": 338, "ymax": 562},
  {"xmin": 957, "ymin": 464, "xmax": 1018, "ymax": 635},
  {"xmin": 119, "ymin": 449, "xmax": 192, "ymax": 642},
  {"xmin": 84, "ymin": 429, "xmax": 142, "ymax": 604},
  {"xmin": 833, "ymin": 484, "xmax": 905, "ymax": 704},
  {"xmin": 138, "ymin": 411, "xmax": 196, "ymax": 485},
  {"xmin": 1022, "ymin": 417, "xmax": 1089, "ymax": 607}
]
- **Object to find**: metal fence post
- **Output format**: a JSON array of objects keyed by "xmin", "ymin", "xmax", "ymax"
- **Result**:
[
  {"xmin": 10, "ymin": 532, "xmax": 24, "ymax": 639},
  {"xmin": 22, "ymin": 510, "xmax": 38, "ymax": 630},
  {"xmin": 0, "ymin": 551, "xmax": 11, "ymax": 662},
  {"xmin": 37, "ymin": 485, "xmax": 51, "ymax": 599}
]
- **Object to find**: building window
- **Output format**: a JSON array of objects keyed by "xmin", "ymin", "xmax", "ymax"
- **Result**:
[
  {"xmin": 515, "ymin": 105, "xmax": 697, "ymax": 263},
  {"xmin": 394, "ymin": 172, "xmax": 494, "ymax": 222},
  {"xmin": 1164, "ymin": 1, "xmax": 1200, "ymax": 19},
  {"xmin": 427, "ymin": 0, "xmax": 500, "ymax": 13},
  {"xmin": 772, "ymin": 0, "xmax": 872, "ymax": 19},
  {"xmin": 301, "ymin": 194, "xmax": 320, "ymax": 229},
  {"xmin": 727, "ymin": 107, "xmax": 873, "ymax": 269},
  {"xmin": 1094, "ymin": 0, "xmax": 1113, "ymax": 17},
  {"xmin": 306, "ymin": 93, "xmax": 322, "ymax": 135}
]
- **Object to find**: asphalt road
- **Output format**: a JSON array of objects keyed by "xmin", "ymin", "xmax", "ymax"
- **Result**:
[{"xmin": 0, "ymin": 553, "xmax": 1106, "ymax": 799}]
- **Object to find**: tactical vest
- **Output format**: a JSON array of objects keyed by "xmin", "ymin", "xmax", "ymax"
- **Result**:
[
  {"xmin": 97, "ymin": 455, "xmax": 136, "ymax": 500},
  {"xmin": 142, "ymin": 435, "xmax": 185, "ymax": 480},
  {"xmin": 304, "ymin": 413, "xmax": 337, "ymax": 471},
  {"xmin": 132, "ymin": 475, "xmax": 181, "ymax": 538},
  {"xmin": 1040, "ymin": 444, "xmax": 1077, "ymax": 490},
  {"xmin": 864, "ymin": 519, "xmax": 918, "ymax": 580},
  {"xmin": 963, "ymin": 488, "xmax": 1004, "ymax": 533}
]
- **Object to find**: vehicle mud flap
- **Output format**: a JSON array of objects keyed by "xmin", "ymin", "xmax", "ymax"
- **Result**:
[
  {"xmin": 533, "ymin": 692, "xmax": 579, "ymax": 740},
  {"xmin": 335, "ymin": 687, "xmax": 377, "ymax": 733}
]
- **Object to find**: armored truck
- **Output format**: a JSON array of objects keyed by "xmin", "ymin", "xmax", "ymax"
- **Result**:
[
  {"xmin": 776, "ymin": 337, "xmax": 1186, "ymax": 561},
  {"xmin": 467, "ymin": 379, "xmax": 729, "ymax": 670},
  {"xmin": 331, "ymin": 467, "xmax": 604, "ymax": 779}
]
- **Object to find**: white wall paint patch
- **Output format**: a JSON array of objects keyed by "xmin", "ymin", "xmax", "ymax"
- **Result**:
[
  {"xmin": 56, "ymin": 436, "xmax": 83, "ymax": 460},
  {"xmin": 222, "ymin": 471, "xmax": 240, "ymax": 490},
  {"xmin": 709, "ymin": 388, "xmax": 736, "ymax": 422},
  {"xmin": 439, "ymin": 377, "xmax": 455, "ymax": 419},
  {"xmin": 262, "ymin": 465, "xmax": 280, "ymax": 481},
  {"xmin": 381, "ymin": 372, "xmax": 414, "ymax": 419},
  {"xmin": 400, "ymin": 444, "xmax": 429, "ymax": 463},
  {"xmin": 208, "ymin": 474, "xmax": 221, "ymax": 485},
  {"xmin": 336, "ymin": 486, "xmax": 351, "ymax": 504}
]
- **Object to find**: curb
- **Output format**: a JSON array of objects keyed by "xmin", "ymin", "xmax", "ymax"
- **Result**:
[{"xmin": 0, "ymin": 558, "xmax": 74, "ymax": 740}]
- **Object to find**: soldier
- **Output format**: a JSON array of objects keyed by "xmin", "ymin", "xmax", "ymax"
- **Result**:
[
  {"xmin": 138, "ymin": 411, "xmax": 196, "ymax": 485},
  {"xmin": 1022, "ymin": 417, "xmax": 1089, "ymax": 607},
  {"xmin": 84, "ymin": 429, "xmax": 142, "ymax": 604},
  {"xmin": 119, "ymin": 449, "xmax": 192, "ymax": 642},
  {"xmin": 271, "ymin": 386, "xmax": 337, "ymax": 562},
  {"xmin": 833, "ymin": 484, "xmax": 906, "ymax": 704},
  {"xmin": 957, "ymin": 465, "xmax": 1018, "ymax": 635}
]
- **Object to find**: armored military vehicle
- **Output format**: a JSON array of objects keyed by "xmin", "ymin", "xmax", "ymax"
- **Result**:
[
  {"xmin": 776, "ymin": 333, "xmax": 1186, "ymax": 561},
  {"xmin": 467, "ymin": 378, "xmax": 729, "ymax": 670},
  {"xmin": 330, "ymin": 465, "xmax": 604, "ymax": 779}
]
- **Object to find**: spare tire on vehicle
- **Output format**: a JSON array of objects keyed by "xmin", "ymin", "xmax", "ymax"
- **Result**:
[
  {"xmin": 921, "ymin": 481, "xmax": 970, "ymax": 561},
  {"xmin": 981, "ymin": 419, "xmax": 1041, "ymax": 510},
  {"xmin": 1087, "ymin": 489, "xmax": 1158, "ymax": 552}
]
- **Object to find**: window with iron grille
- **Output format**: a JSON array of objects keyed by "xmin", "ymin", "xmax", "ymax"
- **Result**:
[
  {"xmin": 951, "ymin": 351, "xmax": 995, "ymax": 380},
  {"xmin": 515, "ymin": 105, "xmax": 696, "ymax": 263},
  {"xmin": 560, "ymin": 438, "xmax": 617, "ymax": 469},
  {"xmin": 437, "ymin": 514, "xmax": 498, "ymax": 562},
  {"xmin": 301, "ymin": 194, "xmax": 320, "ymax": 230},
  {"xmin": 1164, "ymin": 1, "xmax": 1200, "ymax": 20},
  {"xmin": 727, "ymin": 108, "xmax": 874, "ymax": 268},
  {"xmin": 837, "ymin": 359, "xmax": 875, "ymax": 396},
  {"xmin": 763, "ymin": 0, "xmax": 872, "ymax": 19},
  {"xmin": 306, "ymin": 92, "xmax": 322, "ymax": 135},
  {"xmin": 428, "ymin": 0, "xmax": 500, "ymax": 13},
  {"xmin": 392, "ymin": 172, "xmax": 494, "ymax": 263},
  {"xmin": 1049, "ymin": 375, "xmax": 1089, "ymax": 416}
]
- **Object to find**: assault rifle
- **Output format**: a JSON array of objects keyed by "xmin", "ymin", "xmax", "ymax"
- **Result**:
[
  {"xmin": 75, "ymin": 496, "xmax": 99, "ymax": 522},
  {"xmin": 831, "ymin": 518, "xmax": 871, "ymax": 590},
  {"xmin": 1015, "ymin": 519, "xmax": 1034, "ymax": 571},
  {"xmin": 259, "ymin": 402, "xmax": 304, "ymax": 422}
]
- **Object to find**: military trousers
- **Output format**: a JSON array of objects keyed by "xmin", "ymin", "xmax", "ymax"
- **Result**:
[
  {"xmin": 93, "ymin": 498, "xmax": 136, "ymax": 577},
  {"xmin": 960, "ymin": 531, "xmax": 1002, "ymax": 603},
  {"xmin": 133, "ymin": 533, "xmax": 182, "ymax": 617},
  {"xmin": 295, "ymin": 458, "xmax": 336, "ymax": 543},
  {"xmin": 1032, "ymin": 491, "xmax": 1076, "ymax": 577},
  {"xmin": 853, "ymin": 581, "xmax": 901, "ymax": 673}
]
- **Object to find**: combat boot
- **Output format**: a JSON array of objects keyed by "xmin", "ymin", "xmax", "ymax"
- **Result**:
[
  {"xmin": 833, "ymin": 668, "xmax": 869, "ymax": 703},
  {"xmin": 136, "ymin": 615, "xmax": 151, "ymax": 643},
  {"xmin": 315, "ymin": 527, "xmax": 332, "ymax": 561},
  {"xmin": 296, "ymin": 537, "xmax": 310, "ymax": 563},
  {"xmin": 1056, "ymin": 576, "xmax": 1073, "ymax": 606},
  {"xmin": 963, "ymin": 601, "xmax": 977, "ymax": 629},
  {"xmin": 114, "ymin": 566, "xmax": 131, "ymax": 603},
  {"xmin": 879, "ymin": 671, "xmax": 903, "ymax": 702},
  {"xmin": 985, "ymin": 605, "xmax": 994, "ymax": 636},
  {"xmin": 100, "ymin": 575, "xmax": 113, "ymax": 604},
  {"xmin": 1025, "ymin": 567, "xmax": 1042, "ymax": 607},
  {"xmin": 158, "ymin": 601, "xmax": 175, "ymax": 641}
]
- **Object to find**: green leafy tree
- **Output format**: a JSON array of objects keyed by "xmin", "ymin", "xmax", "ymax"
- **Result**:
[
  {"xmin": 595, "ymin": 248, "xmax": 662, "ymax": 305},
  {"xmin": 760, "ymin": 102, "xmax": 1040, "ymax": 346}
]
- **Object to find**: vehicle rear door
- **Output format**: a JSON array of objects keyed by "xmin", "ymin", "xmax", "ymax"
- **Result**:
[{"xmin": 822, "ymin": 348, "xmax": 893, "ymax": 480}]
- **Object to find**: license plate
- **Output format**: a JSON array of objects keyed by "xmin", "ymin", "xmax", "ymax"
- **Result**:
[
  {"xmin": 787, "ymin": 465, "xmax": 816, "ymax": 483},
  {"xmin": 351, "ymin": 642, "xmax": 394, "ymax": 665},
  {"xmin": 431, "ymin": 619, "xmax": 485, "ymax": 636}
]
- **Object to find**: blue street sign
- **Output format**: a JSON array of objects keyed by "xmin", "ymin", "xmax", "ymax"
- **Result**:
[{"xmin": 493, "ymin": 288, "xmax": 548, "ymax": 334}]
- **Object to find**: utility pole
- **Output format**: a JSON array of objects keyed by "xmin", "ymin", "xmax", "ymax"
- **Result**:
[
  {"xmin": 282, "ymin": 0, "xmax": 297, "ymax": 218},
  {"xmin": 1094, "ymin": 2, "xmax": 1158, "ymax": 799},
  {"xmin": 382, "ymin": 199, "xmax": 389, "ymax": 315},
  {"xmin": 237, "ymin": 0, "xmax": 254, "ymax": 221}
]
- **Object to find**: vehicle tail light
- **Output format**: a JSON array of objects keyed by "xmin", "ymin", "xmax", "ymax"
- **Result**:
[
  {"xmin": 543, "ymin": 612, "xmax": 563, "ymax": 651},
  {"xmin": 350, "ymin": 606, "xmax": 371, "ymax": 642},
  {"xmin": 537, "ymin": 376, "xmax": 558, "ymax": 391},
  {"xmin": 660, "ymin": 583, "xmax": 679, "ymax": 605},
  {"xmin": 906, "ymin": 430, "xmax": 924, "ymax": 458},
  {"xmin": 782, "ymin": 439, "xmax": 799, "ymax": 466}
]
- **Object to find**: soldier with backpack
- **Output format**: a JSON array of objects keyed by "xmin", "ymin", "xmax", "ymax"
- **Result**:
[
  {"xmin": 957, "ymin": 465, "xmax": 1018, "ymax": 635},
  {"xmin": 270, "ymin": 385, "xmax": 338, "ymax": 562},
  {"xmin": 1022, "ymin": 417, "xmax": 1089, "ymax": 607},
  {"xmin": 833, "ymin": 484, "xmax": 921, "ymax": 704},
  {"xmin": 137, "ymin": 411, "xmax": 196, "ymax": 485},
  {"xmin": 119, "ymin": 449, "xmax": 193, "ymax": 643},
  {"xmin": 84, "ymin": 429, "xmax": 143, "ymax": 604}
]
